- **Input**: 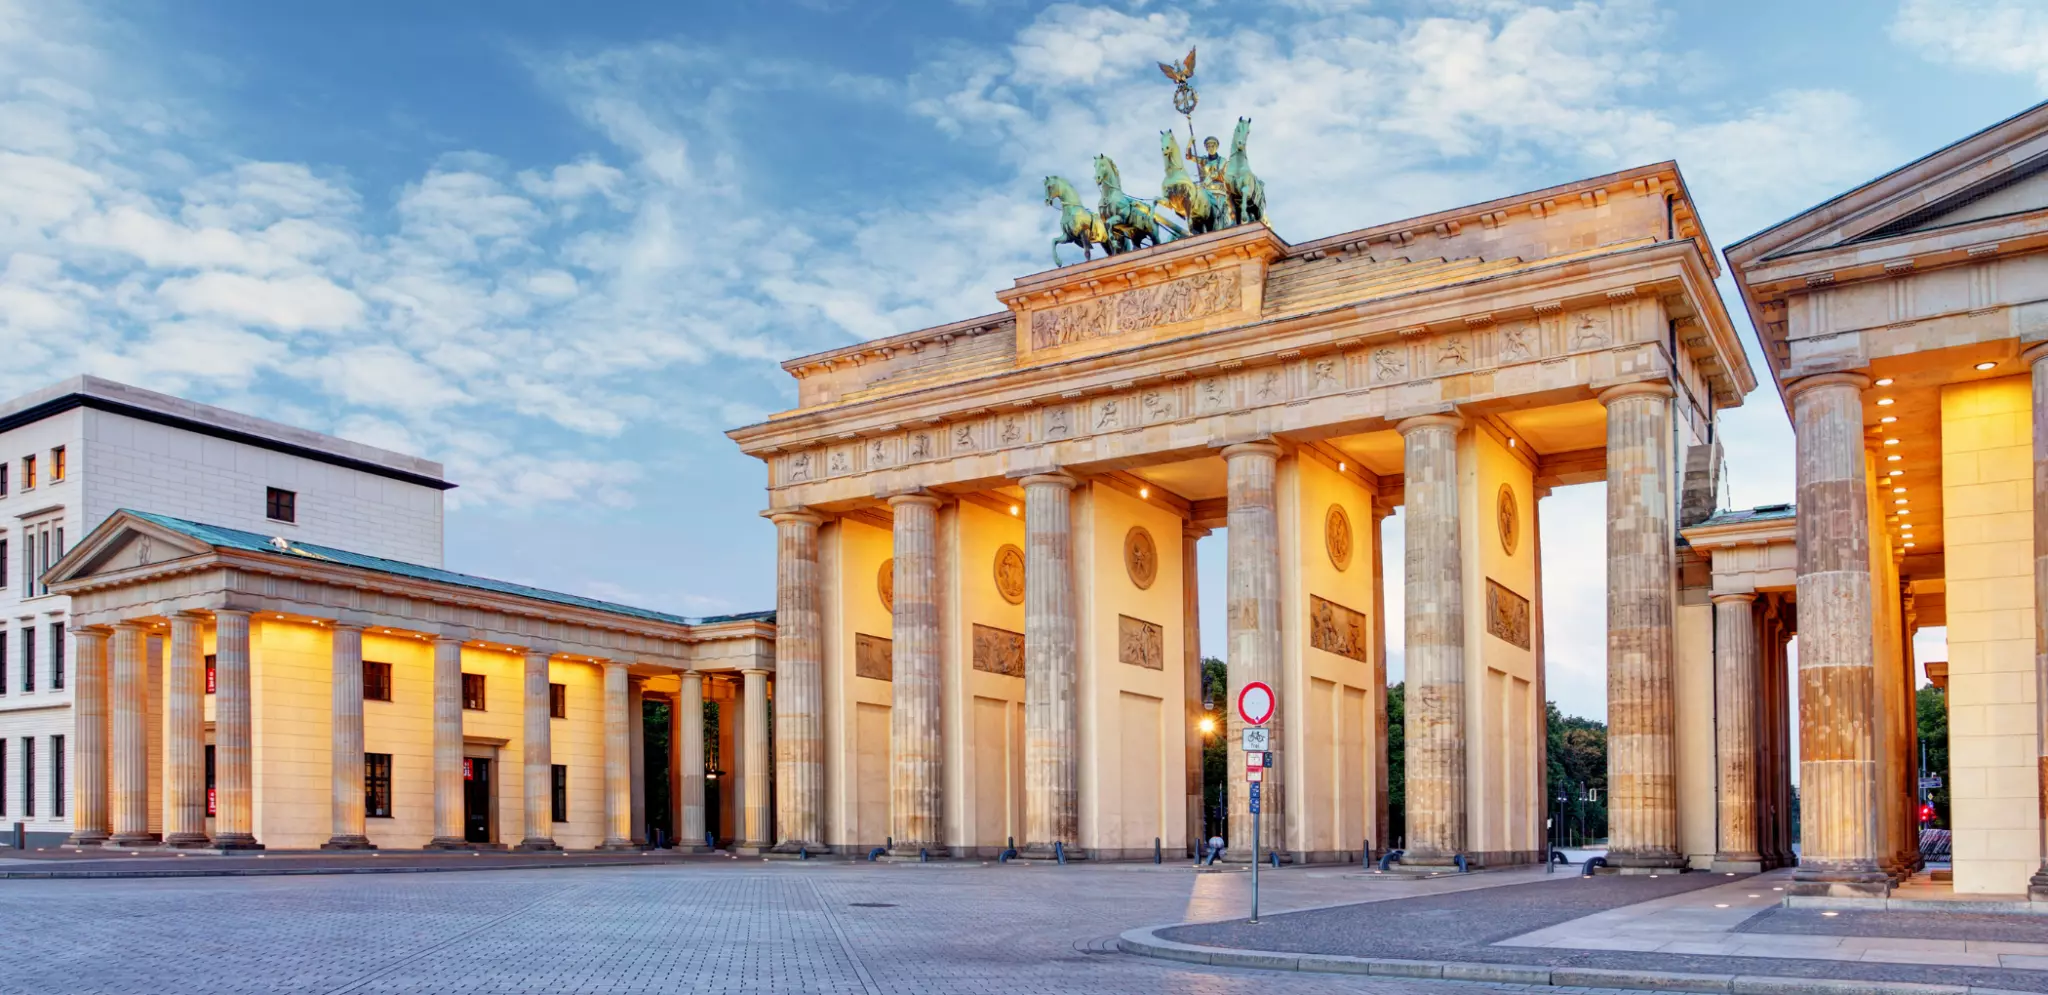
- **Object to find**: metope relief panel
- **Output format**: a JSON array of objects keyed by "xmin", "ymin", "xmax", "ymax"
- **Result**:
[
  {"xmin": 1118, "ymin": 615, "xmax": 1165, "ymax": 670},
  {"xmin": 972, "ymin": 624, "xmax": 1025, "ymax": 678},
  {"xmin": 855, "ymin": 633, "xmax": 893, "ymax": 681},
  {"xmin": 996, "ymin": 413, "xmax": 1030, "ymax": 447},
  {"xmin": 1485, "ymin": 579, "xmax": 1531, "ymax": 650},
  {"xmin": 1370, "ymin": 345, "xmax": 1408, "ymax": 384},
  {"xmin": 1138, "ymin": 385, "xmax": 1182, "ymax": 424},
  {"xmin": 1042, "ymin": 403, "xmax": 1077, "ymax": 442},
  {"xmin": 1195, "ymin": 374, "xmax": 1234, "ymax": 414},
  {"xmin": 827, "ymin": 446, "xmax": 855, "ymax": 478},
  {"xmin": 906, "ymin": 429, "xmax": 939, "ymax": 463},
  {"xmin": 866, "ymin": 436, "xmax": 897, "ymax": 471},
  {"xmin": 1028, "ymin": 269, "xmax": 1243, "ymax": 350},
  {"xmin": 1308, "ymin": 594, "xmax": 1370, "ymax": 663},
  {"xmin": 1496, "ymin": 320, "xmax": 1537, "ymax": 365},
  {"xmin": 1567, "ymin": 309, "xmax": 1611, "ymax": 350},
  {"xmin": 1434, "ymin": 333, "xmax": 1471, "ymax": 374},
  {"xmin": 1248, "ymin": 366, "xmax": 1288, "ymax": 405},
  {"xmin": 1306, "ymin": 356, "xmax": 1345, "ymax": 396}
]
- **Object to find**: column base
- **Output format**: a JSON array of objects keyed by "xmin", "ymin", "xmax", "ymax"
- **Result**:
[
  {"xmin": 1789, "ymin": 864, "xmax": 1891, "ymax": 898},
  {"xmin": 2028, "ymin": 870, "xmax": 2048, "ymax": 903},
  {"xmin": 514, "ymin": 837, "xmax": 562, "ymax": 852},
  {"xmin": 1020, "ymin": 842, "xmax": 1086, "ymax": 861},
  {"xmin": 770, "ymin": 841, "xmax": 831, "ymax": 855},
  {"xmin": 1605, "ymin": 850, "xmax": 1685, "ymax": 871},
  {"xmin": 106, "ymin": 832, "xmax": 160, "ymax": 848},
  {"xmin": 1398, "ymin": 847, "xmax": 1460, "ymax": 867},
  {"xmin": 887, "ymin": 844, "xmax": 944, "ymax": 860},
  {"xmin": 730, "ymin": 840, "xmax": 774, "ymax": 856},
  {"xmin": 595, "ymin": 839, "xmax": 638, "ymax": 851},
  {"xmin": 212, "ymin": 834, "xmax": 265, "ymax": 851},
  {"xmin": 1710, "ymin": 856, "xmax": 1764, "ymax": 874},
  {"xmin": 62, "ymin": 830, "xmax": 109, "ymax": 849},
  {"xmin": 163, "ymin": 832, "xmax": 214, "ymax": 849},
  {"xmin": 422, "ymin": 837, "xmax": 473, "ymax": 851},
  {"xmin": 320, "ymin": 835, "xmax": 377, "ymax": 851}
]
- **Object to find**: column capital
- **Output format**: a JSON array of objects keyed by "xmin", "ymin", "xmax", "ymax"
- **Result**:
[
  {"xmin": 1182, "ymin": 522, "xmax": 1212, "ymax": 540},
  {"xmin": 1596, "ymin": 380, "xmax": 1676, "ymax": 406},
  {"xmin": 1711, "ymin": 592, "xmax": 1758, "ymax": 606},
  {"xmin": 432, "ymin": 634, "xmax": 466, "ymax": 648},
  {"xmin": 1784, "ymin": 371, "xmax": 1872, "ymax": 399},
  {"xmin": 1395, "ymin": 413, "xmax": 1464, "ymax": 436},
  {"xmin": 886, "ymin": 492, "xmax": 944, "ymax": 510},
  {"xmin": 2023, "ymin": 341, "xmax": 2048, "ymax": 367},
  {"xmin": 328, "ymin": 620, "xmax": 367, "ymax": 634},
  {"xmin": 73, "ymin": 623, "xmax": 113, "ymax": 639},
  {"xmin": 171, "ymin": 609, "xmax": 211, "ymax": 621},
  {"xmin": 1218, "ymin": 439, "xmax": 1283, "ymax": 461},
  {"xmin": 210, "ymin": 608, "xmax": 251, "ymax": 622},
  {"xmin": 1019, "ymin": 471, "xmax": 1078, "ymax": 491},
  {"xmin": 741, "ymin": 666, "xmax": 773, "ymax": 678},
  {"xmin": 111, "ymin": 619, "xmax": 151, "ymax": 633},
  {"xmin": 764, "ymin": 507, "xmax": 825, "ymax": 527}
]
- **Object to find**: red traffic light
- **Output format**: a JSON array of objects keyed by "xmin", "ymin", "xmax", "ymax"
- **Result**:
[{"xmin": 1919, "ymin": 803, "xmax": 1935, "ymax": 824}]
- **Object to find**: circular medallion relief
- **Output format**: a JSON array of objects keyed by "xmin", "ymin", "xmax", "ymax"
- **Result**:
[
  {"xmin": 878, "ymin": 558, "xmax": 895, "ymax": 612},
  {"xmin": 1124, "ymin": 525, "xmax": 1158, "ymax": 590},
  {"xmin": 1325, "ymin": 504, "xmax": 1353, "ymax": 572},
  {"xmin": 1497, "ymin": 483, "xmax": 1520, "ymax": 556},
  {"xmin": 994, "ymin": 544, "xmax": 1026, "ymax": 605}
]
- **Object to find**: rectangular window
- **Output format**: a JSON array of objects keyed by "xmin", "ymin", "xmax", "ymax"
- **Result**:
[
  {"xmin": 364, "ymin": 752, "xmax": 392, "ymax": 818},
  {"xmin": 21, "ymin": 454, "xmax": 34, "ymax": 490},
  {"xmin": 205, "ymin": 654, "xmax": 216, "ymax": 694},
  {"xmin": 48, "ymin": 447, "xmax": 64, "ymax": 483},
  {"xmin": 19, "ymin": 532, "xmax": 29, "ymax": 598},
  {"xmin": 265, "ymin": 487, "xmax": 296, "ymax": 524},
  {"xmin": 1, "ymin": 538, "xmax": 9, "ymax": 588},
  {"xmin": 0, "ymin": 739, "xmax": 7, "ymax": 817},
  {"xmin": 461, "ymin": 673, "xmax": 486, "ymax": 711},
  {"xmin": 550, "ymin": 764, "xmax": 568, "ymax": 823},
  {"xmin": 21, "ymin": 520, "xmax": 59, "ymax": 598},
  {"xmin": 20, "ymin": 627, "xmax": 32, "ymax": 693},
  {"xmin": 1, "ymin": 462, "xmax": 10, "ymax": 496},
  {"xmin": 1, "ymin": 636, "xmax": 9, "ymax": 696},
  {"xmin": 549, "ymin": 682, "xmax": 566, "ymax": 719},
  {"xmin": 48, "ymin": 622, "xmax": 62, "ymax": 690},
  {"xmin": 22, "ymin": 737, "xmax": 33, "ymax": 818},
  {"xmin": 363, "ymin": 661, "xmax": 393, "ymax": 702},
  {"xmin": 206, "ymin": 744, "xmax": 216, "ymax": 817},
  {"xmin": 50, "ymin": 735, "xmax": 62, "ymax": 818}
]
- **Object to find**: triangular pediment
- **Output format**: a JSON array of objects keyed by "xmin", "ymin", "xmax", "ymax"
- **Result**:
[
  {"xmin": 45, "ymin": 513, "xmax": 212, "ymax": 586},
  {"xmin": 1731, "ymin": 100, "xmax": 2048, "ymax": 262}
]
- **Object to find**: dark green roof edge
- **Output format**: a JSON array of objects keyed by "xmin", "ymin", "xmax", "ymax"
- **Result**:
[
  {"xmin": 1692, "ymin": 503, "xmax": 1796, "ymax": 529},
  {"xmin": 122, "ymin": 510, "xmax": 773, "ymax": 630}
]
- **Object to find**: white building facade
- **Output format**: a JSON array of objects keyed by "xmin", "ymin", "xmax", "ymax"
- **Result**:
[{"xmin": 0, "ymin": 376, "xmax": 450, "ymax": 844}]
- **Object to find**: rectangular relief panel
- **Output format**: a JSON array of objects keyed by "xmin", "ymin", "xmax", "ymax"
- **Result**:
[
  {"xmin": 972, "ymin": 623, "xmax": 1024, "ymax": 678},
  {"xmin": 1308, "ymin": 594, "xmax": 1371, "ymax": 662},
  {"xmin": 1485, "ymin": 579, "xmax": 1531, "ymax": 650},
  {"xmin": 1118, "ymin": 615, "xmax": 1164, "ymax": 670},
  {"xmin": 855, "ymin": 633, "xmax": 893, "ymax": 681}
]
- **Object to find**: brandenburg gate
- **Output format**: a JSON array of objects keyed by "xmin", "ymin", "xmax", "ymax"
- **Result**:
[{"xmin": 728, "ymin": 160, "xmax": 1756, "ymax": 865}]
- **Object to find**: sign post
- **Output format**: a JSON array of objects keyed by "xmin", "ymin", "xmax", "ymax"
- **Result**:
[{"xmin": 1238, "ymin": 681, "xmax": 1275, "ymax": 924}]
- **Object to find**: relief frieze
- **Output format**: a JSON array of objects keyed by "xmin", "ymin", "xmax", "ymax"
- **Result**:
[
  {"xmin": 1118, "ymin": 614, "xmax": 1164, "ymax": 670},
  {"xmin": 1485, "ymin": 578, "xmax": 1532, "ymax": 650},
  {"xmin": 1309, "ymin": 594, "xmax": 1370, "ymax": 663},
  {"xmin": 855, "ymin": 633, "xmax": 893, "ymax": 681},
  {"xmin": 1029, "ymin": 269, "xmax": 1243, "ymax": 350},
  {"xmin": 972, "ymin": 623, "xmax": 1024, "ymax": 677}
]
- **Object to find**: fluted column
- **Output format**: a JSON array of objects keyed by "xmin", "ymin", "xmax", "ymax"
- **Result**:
[
  {"xmin": 888, "ymin": 494, "xmax": 944, "ymax": 853},
  {"xmin": 322, "ymin": 622, "xmax": 372, "ymax": 849},
  {"xmin": 677, "ymin": 672, "xmax": 707, "ymax": 850},
  {"xmin": 161, "ymin": 612, "xmax": 210, "ymax": 848},
  {"xmin": 107, "ymin": 622, "xmax": 156, "ymax": 846},
  {"xmin": 1371, "ymin": 504, "xmax": 1392, "ymax": 849},
  {"xmin": 1789, "ymin": 372, "xmax": 1887, "ymax": 896},
  {"xmin": 1182, "ymin": 524, "xmax": 1208, "ymax": 856},
  {"xmin": 1399, "ymin": 415, "xmax": 1466, "ymax": 864},
  {"xmin": 630, "ymin": 677, "xmax": 648, "ymax": 844},
  {"xmin": 2028, "ymin": 345, "xmax": 2048, "ymax": 899},
  {"xmin": 426, "ymin": 636, "xmax": 467, "ymax": 849},
  {"xmin": 1022, "ymin": 471, "xmax": 1079, "ymax": 854},
  {"xmin": 515, "ymin": 649, "xmax": 560, "ymax": 850},
  {"xmin": 1601, "ymin": 381, "xmax": 1682, "ymax": 870},
  {"xmin": 741, "ymin": 667, "xmax": 772, "ymax": 848},
  {"xmin": 598, "ymin": 661, "xmax": 634, "ymax": 849},
  {"xmin": 770, "ymin": 510, "xmax": 826, "ymax": 850},
  {"xmin": 65, "ymin": 627, "xmax": 111, "ymax": 847},
  {"xmin": 1712, "ymin": 593, "xmax": 1762, "ymax": 871},
  {"xmin": 211, "ymin": 611, "xmax": 259, "ymax": 850},
  {"xmin": 1223, "ymin": 442, "xmax": 1284, "ymax": 860}
]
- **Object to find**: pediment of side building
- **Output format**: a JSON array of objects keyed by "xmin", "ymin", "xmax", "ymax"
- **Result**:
[{"xmin": 45, "ymin": 515, "xmax": 212, "ymax": 585}]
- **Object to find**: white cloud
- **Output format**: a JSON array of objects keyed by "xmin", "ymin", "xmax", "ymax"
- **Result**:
[
  {"xmin": 1893, "ymin": 0, "xmax": 2048, "ymax": 90},
  {"xmin": 155, "ymin": 270, "xmax": 364, "ymax": 331}
]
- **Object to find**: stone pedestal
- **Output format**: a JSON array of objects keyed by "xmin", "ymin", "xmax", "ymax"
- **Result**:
[
  {"xmin": 1397, "ymin": 416, "xmax": 1466, "ymax": 865},
  {"xmin": 1788, "ymin": 372, "xmax": 1888, "ymax": 897},
  {"xmin": 515, "ymin": 649, "xmax": 561, "ymax": 851},
  {"xmin": 599, "ymin": 661, "xmax": 636, "ymax": 850},
  {"xmin": 1223, "ymin": 441, "xmax": 1285, "ymax": 861},
  {"xmin": 65, "ymin": 627, "xmax": 111, "ymax": 848},
  {"xmin": 425, "ymin": 636, "xmax": 469, "ymax": 850},
  {"xmin": 1022, "ymin": 472, "xmax": 1080, "ymax": 856},
  {"xmin": 211, "ymin": 611, "xmax": 261, "ymax": 850},
  {"xmin": 770, "ymin": 511, "xmax": 826, "ymax": 852},
  {"xmin": 1601, "ymin": 382, "xmax": 1683, "ymax": 870},
  {"xmin": 322, "ymin": 623, "xmax": 374, "ymax": 851},
  {"xmin": 1712, "ymin": 594, "xmax": 1762, "ymax": 873},
  {"xmin": 889, "ymin": 494, "xmax": 944, "ymax": 854},
  {"xmin": 106, "ymin": 622, "xmax": 157, "ymax": 847}
]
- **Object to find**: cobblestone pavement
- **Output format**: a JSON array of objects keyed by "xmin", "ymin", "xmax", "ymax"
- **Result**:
[{"xmin": 0, "ymin": 860, "xmax": 1691, "ymax": 995}]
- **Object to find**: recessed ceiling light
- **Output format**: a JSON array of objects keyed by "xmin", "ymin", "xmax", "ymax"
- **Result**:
[
  {"xmin": 1009, "ymin": 505, "xmax": 1019, "ymax": 516},
  {"xmin": 1875, "ymin": 378, "xmax": 1895, "ymax": 387},
  {"xmin": 1886, "ymin": 454, "xmax": 1901, "ymax": 461},
  {"xmin": 1900, "ymin": 510, "xmax": 1910, "ymax": 516},
  {"xmin": 1895, "ymin": 499, "xmax": 1908, "ymax": 505},
  {"xmin": 1338, "ymin": 462, "xmax": 1346, "ymax": 472},
  {"xmin": 1893, "ymin": 487, "xmax": 1906, "ymax": 494},
  {"xmin": 1883, "ymin": 438, "xmax": 1899, "ymax": 446},
  {"xmin": 1889, "ymin": 470, "xmax": 1903, "ymax": 476},
  {"xmin": 1904, "ymin": 542, "xmax": 1916, "ymax": 548},
  {"xmin": 1876, "ymin": 397, "xmax": 1895, "ymax": 406},
  {"xmin": 1138, "ymin": 487, "xmax": 1150, "ymax": 499},
  {"xmin": 1976, "ymin": 362, "xmax": 1998, "ymax": 371}
]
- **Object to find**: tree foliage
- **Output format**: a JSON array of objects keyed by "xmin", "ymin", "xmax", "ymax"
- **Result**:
[{"xmin": 1917, "ymin": 684, "xmax": 1949, "ymax": 828}]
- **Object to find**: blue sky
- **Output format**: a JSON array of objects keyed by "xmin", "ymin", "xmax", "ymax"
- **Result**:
[{"xmin": 4, "ymin": 0, "xmax": 2045, "ymax": 721}]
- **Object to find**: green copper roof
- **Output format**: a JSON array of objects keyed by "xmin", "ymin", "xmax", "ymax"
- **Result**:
[
  {"xmin": 123, "ymin": 509, "xmax": 773, "ymax": 629},
  {"xmin": 1692, "ymin": 503, "xmax": 1795, "ymax": 529}
]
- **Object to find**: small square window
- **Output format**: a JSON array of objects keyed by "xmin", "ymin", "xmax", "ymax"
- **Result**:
[
  {"xmin": 550, "ymin": 764, "xmax": 568, "ymax": 823},
  {"xmin": 21, "ymin": 455, "xmax": 34, "ymax": 490},
  {"xmin": 461, "ymin": 673, "xmax": 486, "ymax": 711},
  {"xmin": 48, "ymin": 447, "xmax": 64, "ymax": 483},
  {"xmin": 266, "ymin": 487, "xmax": 296, "ymax": 524},
  {"xmin": 549, "ymin": 682, "xmax": 566, "ymax": 719},
  {"xmin": 365, "ymin": 752, "xmax": 393, "ymax": 818},
  {"xmin": 364, "ymin": 661, "xmax": 393, "ymax": 702}
]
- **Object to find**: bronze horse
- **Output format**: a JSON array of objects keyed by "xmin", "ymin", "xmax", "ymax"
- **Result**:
[
  {"xmin": 1159, "ymin": 129, "xmax": 1228, "ymax": 235},
  {"xmin": 1094, "ymin": 154, "xmax": 1186, "ymax": 254},
  {"xmin": 1045, "ymin": 175, "xmax": 1110, "ymax": 266},
  {"xmin": 1225, "ymin": 116, "xmax": 1267, "ymax": 226}
]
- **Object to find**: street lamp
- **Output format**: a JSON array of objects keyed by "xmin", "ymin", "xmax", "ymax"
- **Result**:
[{"xmin": 1198, "ymin": 715, "xmax": 1217, "ymax": 736}]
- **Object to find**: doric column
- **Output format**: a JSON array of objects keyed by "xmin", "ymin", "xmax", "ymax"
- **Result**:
[
  {"xmin": 322, "ymin": 622, "xmax": 372, "ymax": 850},
  {"xmin": 1397, "ymin": 415, "xmax": 1466, "ymax": 864},
  {"xmin": 630, "ymin": 676, "xmax": 647, "ymax": 845},
  {"xmin": 65, "ymin": 626, "xmax": 111, "ymax": 847},
  {"xmin": 1789, "ymin": 372, "xmax": 1887, "ymax": 896},
  {"xmin": 741, "ymin": 667, "xmax": 772, "ymax": 848},
  {"xmin": 1369, "ymin": 504, "xmax": 1392, "ymax": 850},
  {"xmin": 1712, "ymin": 593, "xmax": 1762, "ymax": 871},
  {"xmin": 598, "ymin": 661, "xmax": 634, "ymax": 849},
  {"xmin": 889, "ymin": 493, "xmax": 944, "ymax": 853},
  {"xmin": 1223, "ymin": 441, "xmax": 1284, "ymax": 860},
  {"xmin": 770, "ymin": 510, "xmax": 826, "ymax": 850},
  {"xmin": 515, "ymin": 649, "xmax": 560, "ymax": 850},
  {"xmin": 107, "ymin": 622, "xmax": 156, "ymax": 846},
  {"xmin": 426, "ymin": 636, "xmax": 467, "ymax": 849},
  {"xmin": 211, "ymin": 611, "xmax": 260, "ymax": 850},
  {"xmin": 677, "ymin": 672, "xmax": 707, "ymax": 850},
  {"xmin": 1600, "ymin": 381, "xmax": 1683, "ymax": 869},
  {"xmin": 1022, "ymin": 471, "xmax": 1079, "ymax": 854},
  {"xmin": 1182, "ymin": 524, "xmax": 1208, "ymax": 856},
  {"xmin": 162, "ymin": 611, "xmax": 210, "ymax": 848},
  {"xmin": 2031, "ymin": 343, "xmax": 2048, "ymax": 900}
]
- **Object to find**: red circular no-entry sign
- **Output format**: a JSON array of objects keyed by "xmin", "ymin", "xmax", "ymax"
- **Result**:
[{"xmin": 1237, "ymin": 681, "xmax": 1276, "ymax": 726}]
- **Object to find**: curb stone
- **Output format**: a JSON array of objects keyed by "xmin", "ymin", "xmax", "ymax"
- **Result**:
[{"xmin": 1115, "ymin": 925, "xmax": 2043, "ymax": 995}]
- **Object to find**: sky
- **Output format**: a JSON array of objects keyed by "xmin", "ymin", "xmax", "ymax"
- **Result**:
[{"xmin": 3, "ymin": 0, "xmax": 2044, "ymax": 723}]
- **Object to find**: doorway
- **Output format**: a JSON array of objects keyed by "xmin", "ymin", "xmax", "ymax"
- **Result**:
[{"xmin": 464, "ymin": 757, "xmax": 493, "ymax": 844}]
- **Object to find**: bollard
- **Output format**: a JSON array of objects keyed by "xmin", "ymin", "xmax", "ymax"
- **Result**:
[
  {"xmin": 1269, "ymin": 849, "xmax": 1280, "ymax": 869},
  {"xmin": 1054, "ymin": 841, "xmax": 1066, "ymax": 865},
  {"xmin": 1453, "ymin": 854, "xmax": 1469, "ymax": 873},
  {"xmin": 9, "ymin": 822, "xmax": 20, "ymax": 851},
  {"xmin": 867, "ymin": 846, "xmax": 886, "ymax": 862},
  {"xmin": 1153, "ymin": 837, "xmax": 1161, "ymax": 864},
  {"xmin": 998, "ymin": 847, "xmax": 1017, "ymax": 863},
  {"xmin": 706, "ymin": 831, "xmax": 715, "ymax": 851},
  {"xmin": 919, "ymin": 847, "xmax": 929, "ymax": 863},
  {"xmin": 1551, "ymin": 849, "xmax": 1570, "ymax": 866},
  {"xmin": 799, "ymin": 847, "xmax": 810, "ymax": 861},
  {"xmin": 886, "ymin": 836, "xmax": 894, "ymax": 850},
  {"xmin": 1582, "ymin": 855, "xmax": 1607, "ymax": 877},
  {"xmin": 1362, "ymin": 839, "xmax": 1372, "ymax": 869},
  {"xmin": 1377, "ymin": 848, "xmax": 1404, "ymax": 870}
]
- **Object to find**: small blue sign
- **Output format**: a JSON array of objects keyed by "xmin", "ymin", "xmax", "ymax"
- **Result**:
[
  {"xmin": 1248, "ymin": 781, "xmax": 1262, "ymax": 814},
  {"xmin": 1264, "ymin": 751, "xmax": 1275, "ymax": 768}
]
